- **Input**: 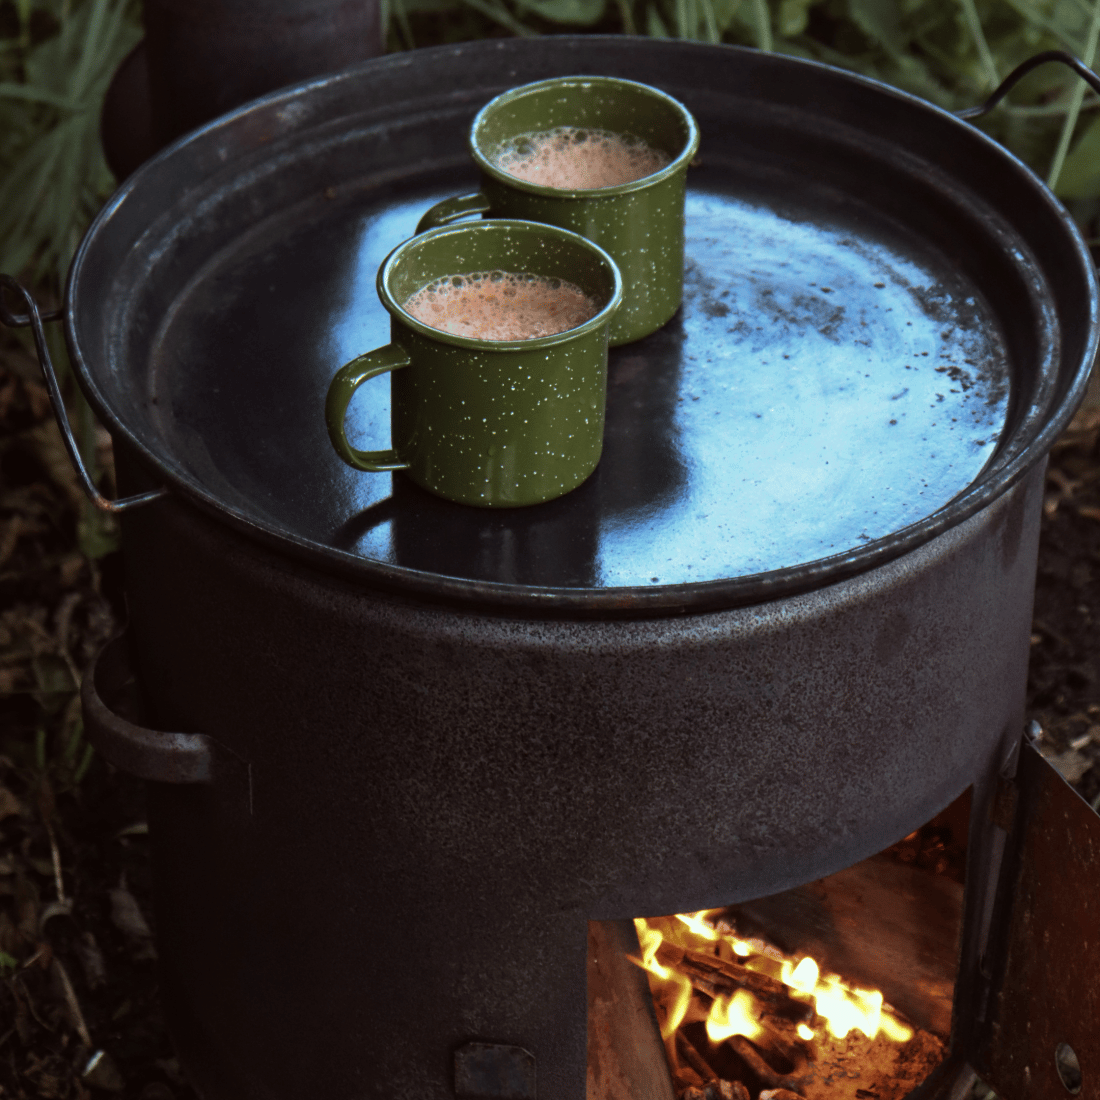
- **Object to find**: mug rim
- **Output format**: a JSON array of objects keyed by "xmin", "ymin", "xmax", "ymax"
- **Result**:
[
  {"xmin": 469, "ymin": 75, "xmax": 700, "ymax": 199},
  {"xmin": 376, "ymin": 218, "xmax": 624, "ymax": 350}
]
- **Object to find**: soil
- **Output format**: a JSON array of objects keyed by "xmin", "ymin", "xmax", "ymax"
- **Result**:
[
  {"xmin": 0, "ymin": 329, "xmax": 1097, "ymax": 1098},
  {"xmin": 1024, "ymin": 375, "xmax": 1100, "ymax": 797}
]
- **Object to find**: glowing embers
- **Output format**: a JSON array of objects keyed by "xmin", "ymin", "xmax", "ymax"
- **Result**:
[{"xmin": 632, "ymin": 911, "xmax": 946, "ymax": 1100}]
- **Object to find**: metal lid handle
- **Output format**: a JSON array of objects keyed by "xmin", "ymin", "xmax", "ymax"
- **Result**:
[{"xmin": 0, "ymin": 274, "xmax": 167, "ymax": 514}]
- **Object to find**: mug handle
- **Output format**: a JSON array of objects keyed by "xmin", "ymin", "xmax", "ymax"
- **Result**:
[
  {"xmin": 415, "ymin": 192, "xmax": 492, "ymax": 234},
  {"xmin": 326, "ymin": 343, "xmax": 413, "ymax": 472}
]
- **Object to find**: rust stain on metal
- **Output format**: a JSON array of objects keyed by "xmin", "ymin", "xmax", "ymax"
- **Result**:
[{"xmin": 978, "ymin": 742, "xmax": 1100, "ymax": 1099}]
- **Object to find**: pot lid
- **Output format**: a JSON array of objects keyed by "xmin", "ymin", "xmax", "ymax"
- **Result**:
[{"xmin": 68, "ymin": 38, "xmax": 1098, "ymax": 616}]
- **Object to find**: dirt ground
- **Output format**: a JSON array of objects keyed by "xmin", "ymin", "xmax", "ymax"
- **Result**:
[
  {"xmin": 0, "ymin": 337, "xmax": 1098, "ymax": 1097},
  {"xmin": 1024, "ymin": 370, "xmax": 1100, "ymax": 801}
]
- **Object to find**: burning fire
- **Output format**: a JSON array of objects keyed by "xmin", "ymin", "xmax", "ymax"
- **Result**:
[
  {"xmin": 779, "ymin": 956, "xmax": 912, "ymax": 1043},
  {"xmin": 632, "ymin": 910, "xmax": 914, "ymax": 1068}
]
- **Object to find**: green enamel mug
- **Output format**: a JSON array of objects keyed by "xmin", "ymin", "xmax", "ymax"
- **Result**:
[
  {"xmin": 325, "ymin": 219, "xmax": 622, "ymax": 508},
  {"xmin": 416, "ymin": 76, "xmax": 699, "ymax": 347}
]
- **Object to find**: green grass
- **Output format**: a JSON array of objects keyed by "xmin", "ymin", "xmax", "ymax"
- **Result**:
[
  {"xmin": 0, "ymin": 0, "xmax": 140, "ymax": 293},
  {"xmin": 388, "ymin": 0, "xmax": 1100, "ymax": 205},
  {"xmin": 2, "ymin": 0, "xmax": 1100, "ymax": 295}
]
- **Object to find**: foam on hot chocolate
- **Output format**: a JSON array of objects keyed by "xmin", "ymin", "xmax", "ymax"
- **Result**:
[
  {"xmin": 493, "ymin": 127, "xmax": 671, "ymax": 190},
  {"xmin": 402, "ymin": 270, "xmax": 599, "ymax": 341}
]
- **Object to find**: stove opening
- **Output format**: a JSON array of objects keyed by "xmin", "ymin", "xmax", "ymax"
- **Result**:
[{"xmin": 588, "ymin": 789, "xmax": 970, "ymax": 1100}]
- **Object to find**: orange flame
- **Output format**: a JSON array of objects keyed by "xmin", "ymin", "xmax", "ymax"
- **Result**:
[
  {"xmin": 634, "ymin": 919, "xmax": 693, "ymax": 1038},
  {"xmin": 632, "ymin": 910, "xmax": 914, "ymax": 1052},
  {"xmin": 780, "ymin": 956, "xmax": 914, "ymax": 1042},
  {"xmin": 705, "ymin": 988, "xmax": 762, "ymax": 1043}
]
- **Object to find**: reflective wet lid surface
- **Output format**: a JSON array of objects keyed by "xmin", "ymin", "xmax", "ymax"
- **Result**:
[
  {"xmin": 70, "ymin": 39, "xmax": 1096, "ymax": 614},
  {"xmin": 151, "ymin": 169, "xmax": 1009, "ymax": 588}
]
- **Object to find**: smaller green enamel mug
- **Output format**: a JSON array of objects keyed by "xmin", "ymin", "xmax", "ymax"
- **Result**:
[
  {"xmin": 325, "ymin": 219, "xmax": 622, "ymax": 508},
  {"xmin": 416, "ymin": 76, "xmax": 699, "ymax": 347}
]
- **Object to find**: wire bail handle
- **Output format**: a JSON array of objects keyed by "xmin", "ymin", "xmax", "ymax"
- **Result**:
[
  {"xmin": 956, "ymin": 50, "xmax": 1100, "ymax": 121},
  {"xmin": 0, "ymin": 274, "xmax": 167, "ymax": 514}
]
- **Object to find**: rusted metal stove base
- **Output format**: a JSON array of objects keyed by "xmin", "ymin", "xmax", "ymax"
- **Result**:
[
  {"xmin": 973, "ymin": 740, "xmax": 1100, "ymax": 1099},
  {"xmin": 83, "ymin": 454, "xmax": 1044, "ymax": 1100}
]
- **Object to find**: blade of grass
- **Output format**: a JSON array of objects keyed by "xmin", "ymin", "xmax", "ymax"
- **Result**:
[
  {"xmin": 1066, "ymin": 0, "xmax": 1100, "ymax": 24},
  {"xmin": 456, "ymin": 0, "xmax": 535, "ymax": 35},
  {"xmin": 1004, "ymin": 100, "xmax": 1099, "ymax": 117},
  {"xmin": 391, "ymin": 0, "xmax": 416, "ymax": 51},
  {"xmin": 750, "ymin": 0, "xmax": 772, "ymax": 50},
  {"xmin": 0, "ymin": 0, "xmax": 140, "ymax": 290},
  {"xmin": 68, "ymin": 0, "xmax": 111, "ymax": 99},
  {"xmin": 719, "ymin": 0, "xmax": 744, "ymax": 36},
  {"xmin": 646, "ymin": 0, "xmax": 669, "ymax": 36},
  {"xmin": 73, "ymin": 743, "xmax": 94, "ymax": 785},
  {"xmin": 698, "ymin": 0, "xmax": 719, "ymax": 43},
  {"xmin": 1001, "ymin": 0, "xmax": 1086, "ymax": 57},
  {"xmin": 84, "ymin": 0, "xmax": 133, "ymax": 94},
  {"xmin": 614, "ymin": 0, "xmax": 636, "ymax": 34},
  {"xmin": 957, "ymin": 0, "xmax": 998, "ymax": 91},
  {"xmin": 0, "ymin": 124, "xmax": 69, "ymax": 250},
  {"xmin": 1049, "ymin": 0, "xmax": 1100, "ymax": 190},
  {"xmin": 61, "ymin": 720, "xmax": 83, "ymax": 764},
  {"xmin": 0, "ymin": 82, "xmax": 76, "ymax": 107}
]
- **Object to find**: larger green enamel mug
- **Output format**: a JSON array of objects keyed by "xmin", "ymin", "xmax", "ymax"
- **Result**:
[
  {"xmin": 416, "ymin": 76, "xmax": 699, "ymax": 347},
  {"xmin": 325, "ymin": 219, "xmax": 622, "ymax": 508}
]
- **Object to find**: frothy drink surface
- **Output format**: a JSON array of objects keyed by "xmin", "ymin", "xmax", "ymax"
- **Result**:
[
  {"xmin": 402, "ymin": 271, "xmax": 598, "ymax": 341},
  {"xmin": 493, "ymin": 127, "xmax": 670, "ymax": 190}
]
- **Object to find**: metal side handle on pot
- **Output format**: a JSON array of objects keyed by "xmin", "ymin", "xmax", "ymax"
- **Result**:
[
  {"xmin": 0, "ymin": 275, "xmax": 166, "ymax": 514},
  {"xmin": 82, "ymin": 633, "xmax": 217, "ymax": 784}
]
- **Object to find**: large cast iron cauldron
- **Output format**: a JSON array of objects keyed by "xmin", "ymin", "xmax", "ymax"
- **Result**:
[{"xmin": 12, "ymin": 36, "xmax": 1100, "ymax": 1100}]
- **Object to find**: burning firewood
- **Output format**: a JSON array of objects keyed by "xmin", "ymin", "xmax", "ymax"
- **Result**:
[
  {"xmin": 756, "ymin": 1011, "xmax": 813, "ymax": 1065},
  {"xmin": 673, "ymin": 1013, "xmax": 805, "ymax": 1098},
  {"xmin": 659, "ymin": 945, "xmax": 813, "ymax": 1085},
  {"xmin": 728, "ymin": 1035, "xmax": 803, "ymax": 1093},
  {"xmin": 656, "ymin": 943, "xmax": 811, "ymax": 1018},
  {"xmin": 676, "ymin": 1029, "xmax": 719, "ymax": 1083},
  {"xmin": 634, "ymin": 910, "xmax": 947, "ymax": 1100},
  {"xmin": 718, "ymin": 1082, "xmax": 751, "ymax": 1100},
  {"xmin": 677, "ymin": 1080, "xmax": 751, "ymax": 1100}
]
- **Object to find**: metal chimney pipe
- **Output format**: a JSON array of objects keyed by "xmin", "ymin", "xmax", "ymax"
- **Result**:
[
  {"xmin": 102, "ymin": 0, "xmax": 384, "ymax": 179},
  {"xmin": 142, "ymin": 0, "xmax": 384, "ymax": 146}
]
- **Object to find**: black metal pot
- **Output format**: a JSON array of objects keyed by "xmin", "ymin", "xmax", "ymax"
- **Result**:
[
  {"xmin": 101, "ymin": 0, "xmax": 384, "ymax": 178},
  {"xmin": 5, "ymin": 35, "xmax": 1098, "ymax": 1100}
]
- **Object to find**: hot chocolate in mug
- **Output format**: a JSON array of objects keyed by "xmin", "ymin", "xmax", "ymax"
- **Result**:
[
  {"xmin": 325, "ymin": 219, "xmax": 622, "ymax": 508},
  {"xmin": 416, "ymin": 76, "xmax": 699, "ymax": 346}
]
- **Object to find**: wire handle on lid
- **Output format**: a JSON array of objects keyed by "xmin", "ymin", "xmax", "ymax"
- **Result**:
[
  {"xmin": 0, "ymin": 274, "xmax": 167, "ymax": 514},
  {"xmin": 956, "ymin": 50, "xmax": 1100, "ymax": 120}
]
